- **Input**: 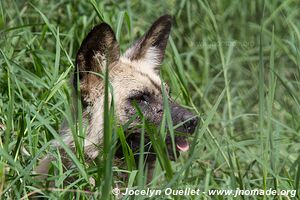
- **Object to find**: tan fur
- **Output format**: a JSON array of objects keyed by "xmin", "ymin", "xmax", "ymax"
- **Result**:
[
  {"xmin": 36, "ymin": 15, "xmax": 173, "ymax": 178},
  {"xmin": 74, "ymin": 59, "xmax": 162, "ymax": 158}
]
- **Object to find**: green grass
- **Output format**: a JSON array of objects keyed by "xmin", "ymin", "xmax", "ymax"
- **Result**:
[{"xmin": 1, "ymin": 0, "xmax": 300, "ymax": 199}]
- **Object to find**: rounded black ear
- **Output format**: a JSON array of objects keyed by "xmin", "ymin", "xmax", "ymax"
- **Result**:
[
  {"xmin": 76, "ymin": 23, "xmax": 120, "ymax": 77},
  {"xmin": 74, "ymin": 23, "xmax": 119, "ymax": 104},
  {"xmin": 124, "ymin": 15, "xmax": 172, "ymax": 68}
]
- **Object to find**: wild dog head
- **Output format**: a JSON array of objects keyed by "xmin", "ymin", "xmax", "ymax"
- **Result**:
[{"xmin": 75, "ymin": 15, "xmax": 198, "ymax": 162}]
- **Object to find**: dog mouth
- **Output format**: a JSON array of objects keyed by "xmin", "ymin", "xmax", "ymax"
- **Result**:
[
  {"xmin": 116, "ymin": 112, "xmax": 198, "ymax": 162},
  {"xmin": 175, "ymin": 136, "xmax": 190, "ymax": 152},
  {"xmin": 115, "ymin": 129, "xmax": 191, "ymax": 162},
  {"xmin": 166, "ymin": 134, "xmax": 190, "ymax": 160}
]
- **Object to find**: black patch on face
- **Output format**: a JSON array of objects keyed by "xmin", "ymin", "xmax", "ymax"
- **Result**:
[{"xmin": 116, "ymin": 94, "xmax": 198, "ymax": 163}]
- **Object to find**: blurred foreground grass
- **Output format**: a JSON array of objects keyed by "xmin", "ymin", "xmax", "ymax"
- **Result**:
[{"xmin": 0, "ymin": 0, "xmax": 300, "ymax": 199}]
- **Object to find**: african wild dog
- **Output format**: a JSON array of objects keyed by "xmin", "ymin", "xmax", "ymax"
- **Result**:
[{"xmin": 36, "ymin": 15, "xmax": 198, "ymax": 179}]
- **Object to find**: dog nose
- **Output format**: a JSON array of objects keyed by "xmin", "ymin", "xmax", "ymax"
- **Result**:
[{"xmin": 182, "ymin": 114, "xmax": 198, "ymax": 134}]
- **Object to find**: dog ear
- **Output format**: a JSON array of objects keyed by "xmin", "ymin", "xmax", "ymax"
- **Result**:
[
  {"xmin": 75, "ymin": 23, "xmax": 119, "ymax": 104},
  {"xmin": 124, "ymin": 15, "xmax": 172, "ymax": 70},
  {"xmin": 76, "ymin": 23, "xmax": 120, "ymax": 74}
]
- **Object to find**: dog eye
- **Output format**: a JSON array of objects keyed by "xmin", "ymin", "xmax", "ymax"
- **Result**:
[
  {"xmin": 135, "ymin": 94, "xmax": 150, "ymax": 103},
  {"xmin": 129, "ymin": 92, "xmax": 150, "ymax": 104}
]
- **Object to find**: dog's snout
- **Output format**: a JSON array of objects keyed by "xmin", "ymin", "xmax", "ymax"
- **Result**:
[
  {"xmin": 182, "ymin": 114, "xmax": 198, "ymax": 133},
  {"xmin": 170, "ymin": 103, "xmax": 198, "ymax": 134}
]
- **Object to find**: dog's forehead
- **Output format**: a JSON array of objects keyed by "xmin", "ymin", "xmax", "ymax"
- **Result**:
[{"xmin": 111, "ymin": 57, "xmax": 162, "ymax": 94}]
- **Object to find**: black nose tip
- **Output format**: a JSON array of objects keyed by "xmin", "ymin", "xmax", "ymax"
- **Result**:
[{"xmin": 183, "ymin": 115, "xmax": 199, "ymax": 133}]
